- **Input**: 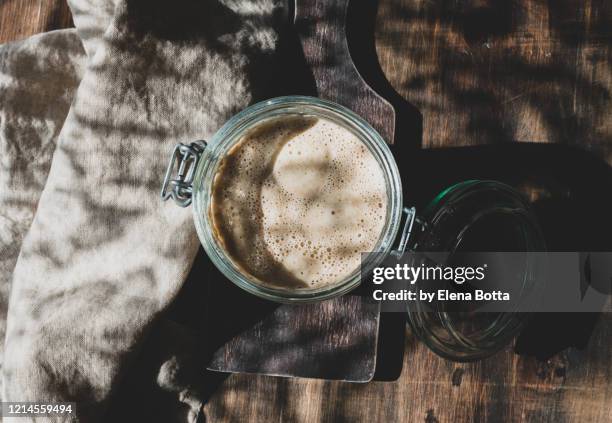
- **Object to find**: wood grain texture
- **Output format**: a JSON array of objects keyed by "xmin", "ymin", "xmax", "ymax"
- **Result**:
[
  {"xmin": 206, "ymin": 292, "xmax": 380, "ymax": 382},
  {"xmin": 294, "ymin": 0, "xmax": 395, "ymax": 143},
  {"xmin": 204, "ymin": 316, "xmax": 612, "ymax": 422},
  {"xmin": 0, "ymin": 0, "xmax": 73, "ymax": 44},
  {"xmin": 375, "ymin": 0, "xmax": 612, "ymax": 154}
]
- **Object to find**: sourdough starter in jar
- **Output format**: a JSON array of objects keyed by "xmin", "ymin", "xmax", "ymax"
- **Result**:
[{"xmin": 210, "ymin": 114, "xmax": 388, "ymax": 289}]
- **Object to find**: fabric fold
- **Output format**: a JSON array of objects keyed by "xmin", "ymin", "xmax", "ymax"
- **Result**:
[
  {"xmin": 2, "ymin": 1, "xmax": 282, "ymax": 421},
  {"xmin": 0, "ymin": 28, "xmax": 87, "ymax": 397},
  {"xmin": 67, "ymin": 0, "xmax": 116, "ymax": 58}
]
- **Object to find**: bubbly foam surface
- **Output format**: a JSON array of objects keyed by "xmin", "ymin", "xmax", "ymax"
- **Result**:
[{"xmin": 210, "ymin": 114, "xmax": 388, "ymax": 289}]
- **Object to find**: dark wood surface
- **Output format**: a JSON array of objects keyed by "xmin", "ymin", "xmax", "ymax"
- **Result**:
[
  {"xmin": 0, "ymin": 0, "xmax": 73, "ymax": 44},
  {"xmin": 294, "ymin": 0, "xmax": 395, "ymax": 143},
  {"xmin": 2, "ymin": 1, "xmax": 612, "ymax": 422}
]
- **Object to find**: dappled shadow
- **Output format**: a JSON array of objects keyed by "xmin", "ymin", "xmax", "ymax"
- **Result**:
[
  {"xmin": 0, "ymin": 29, "xmax": 86, "ymax": 411},
  {"xmin": 145, "ymin": 3, "xmax": 612, "ymax": 419},
  {"xmin": 196, "ymin": 0, "xmax": 612, "ymax": 421},
  {"xmin": 10, "ymin": 0, "xmax": 605, "ymax": 420},
  {"xmin": 3, "ymin": 0, "xmax": 297, "ymax": 420},
  {"xmin": 161, "ymin": 0, "xmax": 382, "ymax": 392},
  {"xmin": 376, "ymin": 0, "xmax": 612, "ymax": 152},
  {"xmin": 346, "ymin": 0, "xmax": 423, "ymax": 149},
  {"xmin": 179, "ymin": 0, "xmax": 611, "ymax": 394},
  {"xmin": 167, "ymin": 245, "xmax": 379, "ymax": 387},
  {"xmin": 210, "ymin": 115, "xmax": 316, "ymax": 289},
  {"xmin": 168, "ymin": 0, "xmax": 612, "ymax": 421}
]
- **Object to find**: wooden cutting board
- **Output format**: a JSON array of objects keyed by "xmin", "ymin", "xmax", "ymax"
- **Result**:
[{"xmin": 205, "ymin": 0, "xmax": 396, "ymax": 382}]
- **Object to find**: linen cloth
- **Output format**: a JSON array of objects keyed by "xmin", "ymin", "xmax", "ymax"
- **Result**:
[
  {"xmin": 1, "ymin": 0, "xmax": 284, "ymax": 421},
  {"xmin": 0, "ymin": 29, "xmax": 87, "ymax": 398}
]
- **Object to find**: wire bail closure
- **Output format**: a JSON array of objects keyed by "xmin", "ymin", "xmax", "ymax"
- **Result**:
[{"xmin": 161, "ymin": 141, "xmax": 207, "ymax": 207}]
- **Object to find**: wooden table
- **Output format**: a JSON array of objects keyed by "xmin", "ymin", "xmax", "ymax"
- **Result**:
[{"xmin": 2, "ymin": 1, "xmax": 611, "ymax": 421}]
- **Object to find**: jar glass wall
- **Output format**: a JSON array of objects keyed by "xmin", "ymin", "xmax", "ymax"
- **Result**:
[
  {"xmin": 191, "ymin": 96, "xmax": 404, "ymax": 303},
  {"xmin": 406, "ymin": 180, "xmax": 547, "ymax": 361}
]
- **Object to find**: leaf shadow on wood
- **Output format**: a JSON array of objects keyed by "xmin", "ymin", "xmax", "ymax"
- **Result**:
[
  {"xmin": 109, "ymin": 3, "xmax": 612, "ymax": 419},
  {"xmin": 197, "ymin": 1, "xmax": 612, "ymax": 421},
  {"xmin": 376, "ymin": 0, "xmax": 612, "ymax": 150}
]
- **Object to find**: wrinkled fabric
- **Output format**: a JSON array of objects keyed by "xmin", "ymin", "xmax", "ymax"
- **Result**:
[
  {"xmin": 67, "ymin": 0, "xmax": 116, "ymax": 57},
  {"xmin": 1, "ymin": 1, "xmax": 282, "ymax": 421},
  {"xmin": 0, "ymin": 29, "xmax": 87, "ymax": 397}
]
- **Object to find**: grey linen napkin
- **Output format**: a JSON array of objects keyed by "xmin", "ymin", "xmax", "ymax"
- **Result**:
[
  {"xmin": 2, "ymin": 0, "xmax": 283, "ymax": 421},
  {"xmin": 0, "ymin": 29, "xmax": 87, "ymax": 398},
  {"xmin": 67, "ymin": 0, "xmax": 116, "ymax": 58},
  {"xmin": 0, "ymin": 32, "xmax": 204, "ymax": 423}
]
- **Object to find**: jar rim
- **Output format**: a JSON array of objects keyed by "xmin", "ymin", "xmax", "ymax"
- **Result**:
[
  {"xmin": 191, "ymin": 96, "xmax": 403, "ymax": 303},
  {"xmin": 406, "ymin": 180, "xmax": 546, "ymax": 361}
]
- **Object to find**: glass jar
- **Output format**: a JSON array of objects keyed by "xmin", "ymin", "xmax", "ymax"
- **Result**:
[
  {"xmin": 161, "ymin": 96, "xmax": 546, "ymax": 361},
  {"xmin": 405, "ymin": 180, "xmax": 546, "ymax": 361},
  {"xmin": 162, "ymin": 96, "xmax": 406, "ymax": 303}
]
